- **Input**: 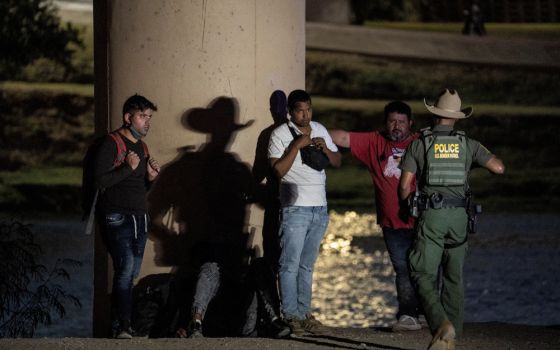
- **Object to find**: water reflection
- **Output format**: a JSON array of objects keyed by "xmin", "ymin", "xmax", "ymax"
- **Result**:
[{"xmin": 313, "ymin": 211, "xmax": 397, "ymax": 328}]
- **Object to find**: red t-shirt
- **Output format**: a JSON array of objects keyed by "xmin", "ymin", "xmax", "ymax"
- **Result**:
[{"xmin": 350, "ymin": 131, "xmax": 418, "ymax": 229}]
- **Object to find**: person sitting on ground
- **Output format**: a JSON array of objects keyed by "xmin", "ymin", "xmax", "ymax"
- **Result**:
[{"xmin": 176, "ymin": 245, "xmax": 290, "ymax": 339}]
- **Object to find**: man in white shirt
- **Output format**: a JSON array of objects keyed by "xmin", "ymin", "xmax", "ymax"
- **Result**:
[{"xmin": 268, "ymin": 89, "xmax": 341, "ymax": 335}]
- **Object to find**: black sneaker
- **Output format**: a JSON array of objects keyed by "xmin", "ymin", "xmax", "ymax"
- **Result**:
[
  {"xmin": 188, "ymin": 320, "xmax": 203, "ymax": 338},
  {"xmin": 268, "ymin": 318, "xmax": 291, "ymax": 338}
]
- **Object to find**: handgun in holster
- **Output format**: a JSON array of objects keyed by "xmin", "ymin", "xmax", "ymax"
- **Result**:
[
  {"xmin": 466, "ymin": 191, "xmax": 483, "ymax": 234},
  {"xmin": 408, "ymin": 191, "xmax": 428, "ymax": 218}
]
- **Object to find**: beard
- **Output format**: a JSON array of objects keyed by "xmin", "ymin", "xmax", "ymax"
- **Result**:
[{"xmin": 390, "ymin": 129, "xmax": 407, "ymax": 142}]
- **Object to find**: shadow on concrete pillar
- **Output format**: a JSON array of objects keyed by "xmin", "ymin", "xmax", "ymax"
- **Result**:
[
  {"xmin": 252, "ymin": 90, "xmax": 288, "ymax": 272},
  {"xmin": 93, "ymin": 0, "xmax": 305, "ymax": 337}
]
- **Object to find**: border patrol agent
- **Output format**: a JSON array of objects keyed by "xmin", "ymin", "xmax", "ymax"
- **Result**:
[{"xmin": 398, "ymin": 89, "xmax": 505, "ymax": 350}]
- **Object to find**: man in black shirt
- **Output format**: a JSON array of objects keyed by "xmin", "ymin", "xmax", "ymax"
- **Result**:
[{"xmin": 94, "ymin": 94, "xmax": 160, "ymax": 339}]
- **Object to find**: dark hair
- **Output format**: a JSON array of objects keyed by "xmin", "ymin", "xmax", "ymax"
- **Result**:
[
  {"xmin": 287, "ymin": 89, "xmax": 311, "ymax": 111},
  {"xmin": 122, "ymin": 94, "xmax": 157, "ymax": 116},
  {"xmin": 384, "ymin": 101, "xmax": 411, "ymax": 122}
]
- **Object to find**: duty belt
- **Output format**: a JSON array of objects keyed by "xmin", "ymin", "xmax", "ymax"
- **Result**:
[
  {"xmin": 433, "ymin": 197, "xmax": 467, "ymax": 209},
  {"xmin": 408, "ymin": 192, "xmax": 471, "ymax": 249},
  {"xmin": 408, "ymin": 192, "xmax": 468, "ymax": 217},
  {"xmin": 420, "ymin": 194, "xmax": 467, "ymax": 210},
  {"xmin": 429, "ymin": 194, "xmax": 468, "ymax": 248}
]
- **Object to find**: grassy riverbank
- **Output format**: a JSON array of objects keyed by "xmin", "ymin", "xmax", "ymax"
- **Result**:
[
  {"xmin": 364, "ymin": 21, "xmax": 560, "ymax": 40},
  {"xmin": 2, "ymin": 15, "xmax": 559, "ymax": 216},
  {"xmin": 1, "ymin": 83, "xmax": 559, "ymax": 216},
  {"xmin": 314, "ymin": 95, "xmax": 560, "ymax": 213}
]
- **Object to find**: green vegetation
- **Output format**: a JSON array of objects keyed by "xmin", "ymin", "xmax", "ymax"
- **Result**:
[
  {"xmin": 306, "ymin": 19, "xmax": 560, "ymax": 215},
  {"xmin": 307, "ymin": 51, "xmax": 560, "ymax": 106},
  {"xmin": 0, "ymin": 0, "xmax": 83, "ymax": 81},
  {"xmin": 0, "ymin": 167, "xmax": 81, "ymax": 186},
  {"xmin": 314, "ymin": 96, "xmax": 560, "ymax": 213},
  {"xmin": 313, "ymin": 97, "xmax": 560, "ymax": 117},
  {"xmin": 0, "ymin": 219, "xmax": 81, "ymax": 337},
  {"xmin": 0, "ymin": 86, "xmax": 93, "ymax": 215},
  {"xmin": 0, "ymin": 81, "xmax": 93, "ymax": 96},
  {"xmin": 364, "ymin": 21, "xmax": 560, "ymax": 40},
  {"xmin": 19, "ymin": 23, "xmax": 93, "ymax": 83},
  {"xmin": 2, "ymin": 8, "xmax": 559, "ymax": 215}
]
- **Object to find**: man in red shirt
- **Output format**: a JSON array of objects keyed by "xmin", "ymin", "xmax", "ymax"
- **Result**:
[{"xmin": 329, "ymin": 101, "xmax": 421, "ymax": 331}]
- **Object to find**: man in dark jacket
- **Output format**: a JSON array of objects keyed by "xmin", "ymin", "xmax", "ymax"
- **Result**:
[{"xmin": 94, "ymin": 94, "xmax": 161, "ymax": 339}]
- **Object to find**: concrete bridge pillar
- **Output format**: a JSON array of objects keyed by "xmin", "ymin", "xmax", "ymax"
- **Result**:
[{"xmin": 93, "ymin": 0, "xmax": 305, "ymax": 336}]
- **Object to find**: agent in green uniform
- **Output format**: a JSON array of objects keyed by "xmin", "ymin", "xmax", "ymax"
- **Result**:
[{"xmin": 398, "ymin": 89, "xmax": 505, "ymax": 350}]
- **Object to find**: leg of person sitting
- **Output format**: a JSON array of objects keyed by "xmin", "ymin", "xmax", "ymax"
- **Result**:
[
  {"xmin": 187, "ymin": 261, "xmax": 221, "ymax": 338},
  {"xmin": 251, "ymin": 258, "xmax": 290, "ymax": 338}
]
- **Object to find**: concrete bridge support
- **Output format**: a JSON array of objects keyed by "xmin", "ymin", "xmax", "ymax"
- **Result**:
[{"xmin": 93, "ymin": 0, "xmax": 305, "ymax": 336}]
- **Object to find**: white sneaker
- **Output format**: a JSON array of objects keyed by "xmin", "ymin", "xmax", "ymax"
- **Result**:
[
  {"xmin": 419, "ymin": 314, "xmax": 429, "ymax": 328},
  {"xmin": 115, "ymin": 330, "xmax": 133, "ymax": 339},
  {"xmin": 392, "ymin": 315, "xmax": 422, "ymax": 332}
]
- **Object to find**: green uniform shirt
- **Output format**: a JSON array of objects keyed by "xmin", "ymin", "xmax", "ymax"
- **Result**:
[{"xmin": 400, "ymin": 125, "xmax": 494, "ymax": 199}]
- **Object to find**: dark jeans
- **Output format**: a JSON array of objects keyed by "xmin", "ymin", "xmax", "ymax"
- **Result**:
[
  {"xmin": 382, "ymin": 227, "xmax": 420, "ymax": 318},
  {"xmin": 102, "ymin": 212, "xmax": 149, "ymax": 331}
]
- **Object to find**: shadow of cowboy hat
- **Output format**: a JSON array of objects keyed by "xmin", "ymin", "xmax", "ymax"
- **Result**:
[
  {"xmin": 424, "ymin": 89, "xmax": 473, "ymax": 119},
  {"xmin": 183, "ymin": 96, "xmax": 254, "ymax": 134}
]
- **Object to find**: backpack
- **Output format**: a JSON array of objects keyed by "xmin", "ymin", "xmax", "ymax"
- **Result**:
[
  {"xmin": 421, "ymin": 127, "xmax": 468, "ymax": 186},
  {"xmin": 81, "ymin": 131, "xmax": 149, "ymax": 234},
  {"xmin": 131, "ymin": 273, "xmax": 177, "ymax": 337}
]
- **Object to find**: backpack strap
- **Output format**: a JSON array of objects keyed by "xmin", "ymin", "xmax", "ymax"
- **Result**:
[
  {"xmin": 108, "ymin": 131, "xmax": 127, "ymax": 167},
  {"xmin": 141, "ymin": 141, "xmax": 149, "ymax": 159},
  {"xmin": 420, "ymin": 127, "xmax": 434, "ymax": 156},
  {"xmin": 84, "ymin": 190, "xmax": 99, "ymax": 235},
  {"xmin": 287, "ymin": 122, "xmax": 300, "ymax": 139},
  {"xmin": 420, "ymin": 126, "xmax": 432, "ymax": 136}
]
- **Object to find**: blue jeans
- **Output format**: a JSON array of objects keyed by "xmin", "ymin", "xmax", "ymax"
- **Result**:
[
  {"xmin": 382, "ymin": 227, "xmax": 420, "ymax": 318},
  {"xmin": 102, "ymin": 213, "xmax": 149, "ymax": 330},
  {"xmin": 278, "ymin": 206, "xmax": 328, "ymax": 320}
]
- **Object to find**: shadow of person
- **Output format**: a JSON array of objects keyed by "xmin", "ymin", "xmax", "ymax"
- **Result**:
[
  {"xmin": 142, "ymin": 96, "xmax": 256, "ymax": 337},
  {"xmin": 252, "ymin": 90, "xmax": 288, "ymax": 272}
]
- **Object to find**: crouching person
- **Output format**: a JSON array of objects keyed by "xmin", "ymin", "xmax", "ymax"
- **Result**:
[{"xmin": 177, "ymin": 242, "xmax": 290, "ymax": 339}]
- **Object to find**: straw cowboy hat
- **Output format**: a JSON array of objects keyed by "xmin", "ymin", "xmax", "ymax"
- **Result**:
[{"xmin": 424, "ymin": 89, "xmax": 473, "ymax": 119}]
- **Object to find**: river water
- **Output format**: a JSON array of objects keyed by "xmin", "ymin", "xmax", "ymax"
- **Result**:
[
  {"xmin": 313, "ymin": 212, "xmax": 560, "ymax": 328},
  {"xmin": 28, "ymin": 212, "xmax": 560, "ymax": 337}
]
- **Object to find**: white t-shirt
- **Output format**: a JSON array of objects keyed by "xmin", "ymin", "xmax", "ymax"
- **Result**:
[{"xmin": 268, "ymin": 120, "xmax": 338, "ymax": 207}]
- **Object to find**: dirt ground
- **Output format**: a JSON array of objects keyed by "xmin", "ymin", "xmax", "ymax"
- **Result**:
[{"xmin": 2, "ymin": 323, "xmax": 560, "ymax": 350}]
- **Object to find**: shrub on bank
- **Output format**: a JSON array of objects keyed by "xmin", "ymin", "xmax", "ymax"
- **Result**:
[
  {"xmin": 0, "ymin": 88, "xmax": 94, "ymax": 169},
  {"xmin": 313, "ymin": 103, "xmax": 560, "ymax": 212},
  {"xmin": 306, "ymin": 51, "xmax": 560, "ymax": 106}
]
